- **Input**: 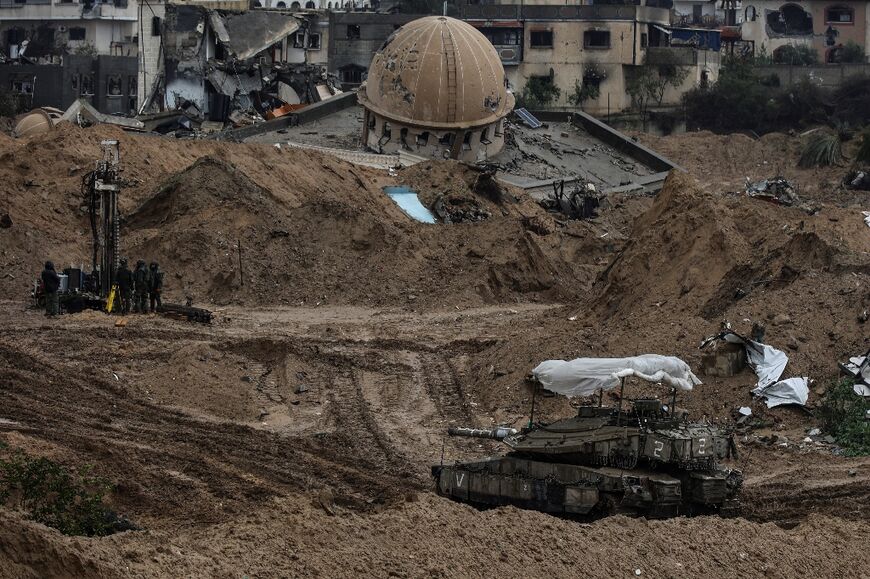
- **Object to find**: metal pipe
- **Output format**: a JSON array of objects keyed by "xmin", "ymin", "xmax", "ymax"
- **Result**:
[{"xmin": 448, "ymin": 427, "xmax": 518, "ymax": 440}]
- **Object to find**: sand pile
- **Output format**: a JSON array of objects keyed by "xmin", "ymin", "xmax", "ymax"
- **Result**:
[{"xmin": 0, "ymin": 124, "xmax": 616, "ymax": 307}]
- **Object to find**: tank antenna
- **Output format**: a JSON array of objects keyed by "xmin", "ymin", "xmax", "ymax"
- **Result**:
[
  {"xmin": 528, "ymin": 379, "xmax": 538, "ymax": 428},
  {"xmin": 617, "ymin": 377, "xmax": 625, "ymax": 425},
  {"xmin": 670, "ymin": 386, "xmax": 677, "ymax": 419}
]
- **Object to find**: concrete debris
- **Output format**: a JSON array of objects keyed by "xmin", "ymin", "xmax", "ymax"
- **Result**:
[
  {"xmin": 845, "ymin": 170, "xmax": 870, "ymax": 191},
  {"xmin": 862, "ymin": 211, "xmax": 870, "ymax": 229},
  {"xmin": 61, "ymin": 99, "xmax": 145, "ymax": 131},
  {"xmin": 839, "ymin": 349, "xmax": 870, "ymax": 396},
  {"xmin": 539, "ymin": 180, "xmax": 602, "ymax": 220},
  {"xmin": 158, "ymin": 5, "xmax": 340, "ymax": 136}
]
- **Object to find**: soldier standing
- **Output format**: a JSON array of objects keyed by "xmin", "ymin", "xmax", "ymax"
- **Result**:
[
  {"xmin": 41, "ymin": 261, "xmax": 60, "ymax": 317},
  {"xmin": 116, "ymin": 258, "xmax": 134, "ymax": 315},
  {"xmin": 148, "ymin": 262, "xmax": 163, "ymax": 313},
  {"xmin": 133, "ymin": 260, "xmax": 150, "ymax": 313}
]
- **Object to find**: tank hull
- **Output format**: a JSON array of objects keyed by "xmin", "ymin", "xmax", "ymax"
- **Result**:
[{"xmin": 432, "ymin": 456, "xmax": 741, "ymax": 519}]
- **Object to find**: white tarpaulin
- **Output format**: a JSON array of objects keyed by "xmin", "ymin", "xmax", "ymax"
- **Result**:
[
  {"xmin": 532, "ymin": 355, "xmax": 701, "ymax": 398},
  {"xmin": 723, "ymin": 333, "xmax": 788, "ymax": 389},
  {"xmin": 752, "ymin": 377, "xmax": 809, "ymax": 408}
]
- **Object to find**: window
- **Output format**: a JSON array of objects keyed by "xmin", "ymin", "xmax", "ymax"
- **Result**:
[
  {"xmin": 277, "ymin": 1, "xmax": 286, "ymax": 6},
  {"xmin": 152, "ymin": 16, "xmax": 161, "ymax": 36},
  {"xmin": 461, "ymin": 131, "xmax": 472, "ymax": 151},
  {"xmin": 10, "ymin": 78, "xmax": 34, "ymax": 94},
  {"xmin": 529, "ymin": 30, "xmax": 553, "ymax": 48},
  {"xmin": 128, "ymin": 74, "xmax": 137, "ymax": 96},
  {"xmin": 382, "ymin": 122, "xmax": 391, "ymax": 137},
  {"xmin": 640, "ymin": 32, "xmax": 648, "ymax": 48},
  {"xmin": 367, "ymin": 113, "xmax": 375, "ymax": 130},
  {"xmin": 584, "ymin": 30, "xmax": 610, "ymax": 48},
  {"xmin": 439, "ymin": 133, "xmax": 454, "ymax": 147},
  {"xmin": 480, "ymin": 127, "xmax": 490, "ymax": 145},
  {"xmin": 107, "ymin": 75, "xmax": 123, "ymax": 97},
  {"xmin": 826, "ymin": 6, "xmax": 854, "ymax": 24},
  {"xmin": 308, "ymin": 33, "xmax": 321, "ymax": 49},
  {"xmin": 291, "ymin": 1, "xmax": 301, "ymax": 9},
  {"xmin": 293, "ymin": 32, "xmax": 305, "ymax": 48},
  {"xmin": 340, "ymin": 65, "xmax": 364, "ymax": 84},
  {"xmin": 767, "ymin": 4, "xmax": 813, "ymax": 36},
  {"xmin": 305, "ymin": 0, "xmax": 315, "ymax": 8},
  {"xmin": 416, "ymin": 131, "xmax": 429, "ymax": 147},
  {"xmin": 346, "ymin": 25, "xmax": 361, "ymax": 39}
]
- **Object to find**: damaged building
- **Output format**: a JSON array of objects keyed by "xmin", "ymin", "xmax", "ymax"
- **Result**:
[
  {"xmin": 150, "ymin": 5, "xmax": 340, "ymax": 125},
  {"xmin": 357, "ymin": 16, "xmax": 515, "ymax": 162},
  {"xmin": 460, "ymin": 0, "xmax": 721, "ymax": 115},
  {"xmin": 0, "ymin": 0, "xmax": 138, "ymax": 114},
  {"xmin": 739, "ymin": 0, "xmax": 868, "ymax": 62}
]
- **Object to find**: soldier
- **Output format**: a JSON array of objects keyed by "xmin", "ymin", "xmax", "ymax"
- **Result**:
[
  {"xmin": 116, "ymin": 258, "xmax": 134, "ymax": 315},
  {"xmin": 133, "ymin": 260, "xmax": 150, "ymax": 314},
  {"xmin": 41, "ymin": 261, "xmax": 60, "ymax": 317},
  {"xmin": 148, "ymin": 262, "xmax": 163, "ymax": 313}
]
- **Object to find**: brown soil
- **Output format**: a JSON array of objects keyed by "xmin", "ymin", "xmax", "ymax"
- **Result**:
[{"xmin": 1, "ymin": 123, "xmax": 869, "ymax": 578}]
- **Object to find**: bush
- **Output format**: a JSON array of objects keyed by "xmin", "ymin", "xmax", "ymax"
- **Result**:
[
  {"xmin": 798, "ymin": 131, "xmax": 843, "ymax": 167},
  {"xmin": 773, "ymin": 44, "xmax": 818, "ymax": 65},
  {"xmin": 818, "ymin": 379, "xmax": 870, "ymax": 456},
  {"xmin": 831, "ymin": 75, "xmax": 870, "ymax": 127},
  {"xmin": 0, "ymin": 448, "xmax": 118, "ymax": 536},
  {"xmin": 517, "ymin": 75, "xmax": 561, "ymax": 108},
  {"xmin": 838, "ymin": 41, "xmax": 865, "ymax": 64},
  {"xmin": 854, "ymin": 129, "xmax": 870, "ymax": 166}
]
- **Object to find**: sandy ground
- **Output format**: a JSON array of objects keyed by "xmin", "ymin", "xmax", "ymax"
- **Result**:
[{"xmin": 1, "ymin": 124, "xmax": 869, "ymax": 577}]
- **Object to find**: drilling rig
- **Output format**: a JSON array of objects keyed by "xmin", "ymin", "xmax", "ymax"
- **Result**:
[{"xmin": 85, "ymin": 139, "xmax": 122, "ymax": 298}]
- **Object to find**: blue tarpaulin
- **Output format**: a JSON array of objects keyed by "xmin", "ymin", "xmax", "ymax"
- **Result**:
[
  {"xmin": 383, "ymin": 186, "xmax": 436, "ymax": 224},
  {"xmin": 670, "ymin": 27, "xmax": 721, "ymax": 51}
]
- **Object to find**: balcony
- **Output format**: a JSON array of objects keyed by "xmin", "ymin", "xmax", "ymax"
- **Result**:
[{"xmin": 492, "ymin": 43, "xmax": 521, "ymax": 65}]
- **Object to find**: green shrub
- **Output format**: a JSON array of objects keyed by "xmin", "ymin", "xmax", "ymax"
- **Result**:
[
  {"xmin": 838, "ymin": 41, "xmax": 865, "ymax": 64},
  {"xmin": 818, "ymin": 379, "xmax": 870, "ymax": 456},
  {"xmin": 773, "ymin": 44, "xmax": 818, "ymax": 65},
  {"xmin": 0, "ymin": 447, "xmax": 117, "ymax": 536},
  {"xmin": 517, "ymin": 75, "xmax": 561, "ymax": 108},
  {"xmin": 854, "ymin": 129, "xmax": 870, "ymax": 166},
  {"xmin": 798, "ymin": 131, "xmax": 843, "ymax": 168}
]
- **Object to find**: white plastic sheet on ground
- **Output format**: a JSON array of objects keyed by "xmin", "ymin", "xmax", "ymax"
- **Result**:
[
  {"xmin": 531, "ymin": 355, "xmax": 701, "ymax": 398},
  {"xmin": 752, "ymin": 377, "xmax": 809, "ymax": 408},
  {"xmin": 723, "ymin": 333, "xmax": 788, "ymax": 389}
]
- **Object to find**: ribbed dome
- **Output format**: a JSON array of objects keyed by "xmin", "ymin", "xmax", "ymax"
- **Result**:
[{"xmin": 357, "ymin": 16, "xmax": 514, "ymax": 129}]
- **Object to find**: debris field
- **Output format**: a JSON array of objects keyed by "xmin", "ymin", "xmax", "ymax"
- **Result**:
[{"xmin": 1, "ymin": 124, "xmax": 869, "ymax": 578}]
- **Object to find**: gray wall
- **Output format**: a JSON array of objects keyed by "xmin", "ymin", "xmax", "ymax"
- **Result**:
[{"xmin": 754, "ymin": 63, "xmax": 870, "ymax": 88}]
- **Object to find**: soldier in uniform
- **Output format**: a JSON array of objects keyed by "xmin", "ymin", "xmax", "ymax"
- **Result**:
[
  {"xmin": 116, "ymin": 258, "xmax": 134, "ymax": 315},
  {"xmin": 148, "ymin": 262, "xmax": 163, "ymax": 313},
  {"xmin": 41, "ymin": 261, "xmax": 60, "ymax": 317},
  {"xmin": 133, "ymin": 260, "xmax": 150, "ymax": 314}
]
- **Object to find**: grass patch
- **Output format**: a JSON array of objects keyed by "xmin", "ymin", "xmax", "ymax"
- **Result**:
[{"xmin": 818, "ymin": 379, "xmax": 870, "ymax": 456}]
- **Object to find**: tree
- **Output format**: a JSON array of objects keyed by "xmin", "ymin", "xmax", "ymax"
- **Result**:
[
  {"xmin": 517, "ymin": 75, "xmax": 561, "ymax": 108},
  {"xmin": 568, "ymin": 61, "xmax": 607, "ymax": 106},
  {"xmin": 837, "ymin": 41, "xmax": 866, "ymax": 64},
  {"xmin": 626, "ymin": 52, "xmax": 690, "ymax": 117}
]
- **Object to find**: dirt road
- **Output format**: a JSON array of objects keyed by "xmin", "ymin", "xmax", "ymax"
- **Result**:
[{"xmin": 1, "ymin": 300, "xmax": 868, "ymax": 578}]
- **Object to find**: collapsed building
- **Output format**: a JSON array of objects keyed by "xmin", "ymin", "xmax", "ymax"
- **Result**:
[
  {"xmin": 356, "ymin": 16, "xmax": 515, "ymax": 163},
  {"xmin": 144, "ymin": 5, "xmax": 341, "ymax": 127}
]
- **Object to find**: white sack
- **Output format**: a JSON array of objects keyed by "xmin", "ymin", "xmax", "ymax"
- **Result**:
[
  {"xmin": 532, "ymin": 355, "xmax": 701, "ymax": 398},
  {"xmin": 752, "ymin": 377, "xmax": 809, "ymax": 408}
]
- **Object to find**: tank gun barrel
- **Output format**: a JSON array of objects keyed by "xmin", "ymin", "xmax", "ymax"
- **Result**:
[{"xmin": 448, "ymin": 427, "xmax": 518, "ymax": 440}]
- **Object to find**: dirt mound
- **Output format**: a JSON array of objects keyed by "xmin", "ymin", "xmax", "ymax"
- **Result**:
[{"xmin": 0, "ymin": 124, "xmax": 614, "ymax": 308}]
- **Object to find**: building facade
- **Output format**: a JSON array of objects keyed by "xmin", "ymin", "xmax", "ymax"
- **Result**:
[
  {"xmin": 739, "ymin": 0, "xmax": 868, "ymax": 62},
  {"xmin": 461, "ymin": 1, "xmax": 719, "ymax": 114}
]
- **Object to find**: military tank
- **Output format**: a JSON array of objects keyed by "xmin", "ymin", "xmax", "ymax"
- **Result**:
[{"xmin": 432, "ymin": 356, "xmax": 743, "ymax": 519}]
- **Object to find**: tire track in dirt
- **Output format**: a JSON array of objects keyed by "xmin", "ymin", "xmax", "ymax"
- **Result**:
[{"xmin": 0, "ymin": 340, "xmax": 422, "ymax": 526}]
